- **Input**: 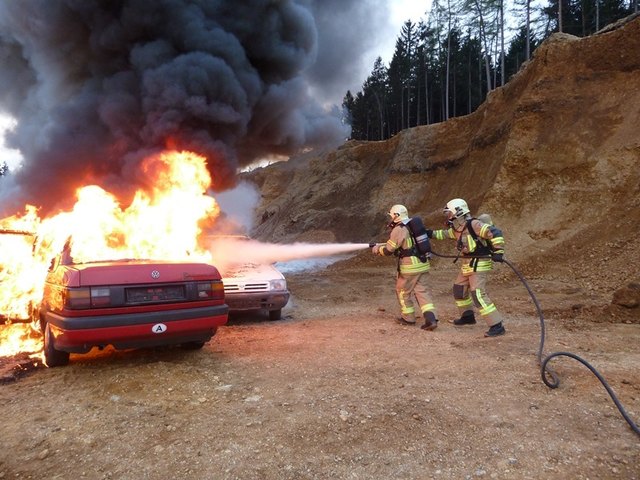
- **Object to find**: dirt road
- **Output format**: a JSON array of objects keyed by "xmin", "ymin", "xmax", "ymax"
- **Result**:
[{"xmin": 1, "ymin": 257, "xmax": 639, "ymax": 479}]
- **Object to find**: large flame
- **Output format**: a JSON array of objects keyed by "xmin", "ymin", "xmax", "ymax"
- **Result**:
[{"xmin": 0, "ymin": 150, "xmax": 219, "ymax": 357}]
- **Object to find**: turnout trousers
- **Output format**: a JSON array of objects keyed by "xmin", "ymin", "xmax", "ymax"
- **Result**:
[
  {"xmin": 396, "ymin": 271, "xmax": 437, "ymax": 323},
  {"xmin": 453, "ymin": 270, "xmax": 502, "ymax": 327}
]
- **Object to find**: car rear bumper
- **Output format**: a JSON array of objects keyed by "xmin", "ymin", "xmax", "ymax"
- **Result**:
[
  {"xmin": 224, "ymin": 292, "xmax": 290, "ymax": 311},
  {"xmin": 45, "ymin": 304, "xmax": 229, "ymax": 353}
]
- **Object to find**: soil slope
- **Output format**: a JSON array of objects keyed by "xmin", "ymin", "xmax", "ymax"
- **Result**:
[{"xmin": 247, "ymin": 14, "xmax": 640, "ymax": 313}]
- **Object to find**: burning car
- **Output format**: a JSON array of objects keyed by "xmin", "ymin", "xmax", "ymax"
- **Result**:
[
  {"xmin": 207, "ymin": 235, "xmax": 290, "ymax": 320},
  {"xmin": 0, "ymin": 151, "xmax": 237, "ymax": 366},
  {"xmin": 35, "ymin": 239, "xmax": 228, "ymax": 367}
]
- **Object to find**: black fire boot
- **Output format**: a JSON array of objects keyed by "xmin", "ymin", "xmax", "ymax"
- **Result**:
[
  {"xmin": 484, "ymin": 322, "xmax": 506, "ymax": 337},
  {"xmin": 396, "ymin": 317, "xmax": 416, "ymax": 326},
  {"xmin": 421, "ymin": 312, "xmax": 438, "ymax": 331},
  {"xmin": 453, "ymin": 311, "xmax": 476, "ymax": 326}
]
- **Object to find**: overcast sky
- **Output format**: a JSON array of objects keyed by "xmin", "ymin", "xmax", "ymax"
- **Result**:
[{"xmin": 308, "ymin": 0, "xmax": 431, "ymax": 106}]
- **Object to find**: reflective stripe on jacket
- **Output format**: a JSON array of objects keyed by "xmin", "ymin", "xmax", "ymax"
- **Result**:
[
  {"xmin": 382, "ymin": 222, "xmax": 430, "ymax": 274},
  {"xmin": 431, "ymin": 218, "xmax": 505, "ymax": 274}
]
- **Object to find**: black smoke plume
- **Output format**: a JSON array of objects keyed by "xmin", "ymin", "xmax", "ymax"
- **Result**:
[{"xmin": 0, "ymin": 0, "xmax": 354, "ymax": 214}]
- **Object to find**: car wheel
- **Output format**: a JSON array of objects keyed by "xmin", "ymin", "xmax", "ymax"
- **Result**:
[
  {"xmin": 268, "ymin": 309, "xmax": 282, "ymax": 321},
  {"xmin": 44, "ymin": 323, "xmax": 70, "ymax": 367},
  {"xmin": 181, "ymin": 341, "xmax": 205, "ymax": 350}
]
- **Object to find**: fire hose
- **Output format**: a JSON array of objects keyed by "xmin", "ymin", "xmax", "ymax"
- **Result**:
[
  {"xmin": 370, "ymin": 241, "xmax": 640, "ymax": 436},
  {"xmin": 431, "ymin": 249, "xmax": 640, "ymax": 437}
]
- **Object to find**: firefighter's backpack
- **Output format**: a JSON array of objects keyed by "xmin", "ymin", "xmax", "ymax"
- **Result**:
[
  {"xmin": 401, "ymin": 216, "xmax": 432, "ymax": 262},
  {"xmin": 464, "ymin": 213, "xmax": 500, "ymax": 255}
]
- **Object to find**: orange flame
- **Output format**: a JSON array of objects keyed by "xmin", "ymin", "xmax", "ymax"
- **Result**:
[
  {"xmin": 0, "ymin": 324, "xmax": 42, "ymax": 357},
  {"xmin": 0, "ymin": 150, "xmax": 219, "ymax": 356}
]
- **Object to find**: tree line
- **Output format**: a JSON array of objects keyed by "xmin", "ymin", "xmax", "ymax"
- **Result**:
[{"xmin": 342, "ymin": 0, "xmax": 637, "ymax": 141}]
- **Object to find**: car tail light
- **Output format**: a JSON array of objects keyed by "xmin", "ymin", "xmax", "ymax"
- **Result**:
[
  {"xmin": 64, "ymin": 287, "xmax": 91, "ymax": 309},
  {"xmin": 197, "ymin": 281, "xmax": 224, "ymax": 300},
  {"xmin": 63, "ymin": 287, "xmax": 112, "ymax": 309},
  {"xmin": 91, "ymin": 287, "xmax": 112, "ymax": 307}
]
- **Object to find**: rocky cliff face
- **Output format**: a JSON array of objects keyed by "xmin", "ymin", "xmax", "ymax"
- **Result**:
[{"xmin": 244, "ymin": 14, "xmax": 640, "ymax": 293}]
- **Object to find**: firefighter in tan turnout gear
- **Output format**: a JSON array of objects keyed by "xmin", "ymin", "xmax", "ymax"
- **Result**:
[
  {"xmin": 372, "ymin": 205, "xmax": 438, "ymax": 331},
  {"xmin": 427, "ymin": 198, "xmax": 506, "ymax": 337}
]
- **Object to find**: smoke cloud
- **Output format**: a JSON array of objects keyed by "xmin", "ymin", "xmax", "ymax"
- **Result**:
[
  {"xmin": 305, "ymin": 0, "xmax": 395, "ymax": 107},
  {"xmin": 212, "ymin": 180, "xmax": 261, "ymax": 234},
  {"xmin": 0, "ymin": 0, "xmax": 381, "ymax": 214}
]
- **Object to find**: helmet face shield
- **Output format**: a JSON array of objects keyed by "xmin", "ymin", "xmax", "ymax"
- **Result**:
[{"xmin": 443, "ymin": 209, "xmax": 455, "ymax": 227}]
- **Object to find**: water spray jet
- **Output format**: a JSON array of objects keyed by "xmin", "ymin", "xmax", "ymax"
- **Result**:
[{"xmin": 206, "ymin": 237, "xmax": 373, "ymax": 274}]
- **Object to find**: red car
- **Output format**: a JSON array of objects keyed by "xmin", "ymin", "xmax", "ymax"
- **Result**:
[{"xmin": 36, "ymin": 246, "xmax": 228, "ymax": 367}]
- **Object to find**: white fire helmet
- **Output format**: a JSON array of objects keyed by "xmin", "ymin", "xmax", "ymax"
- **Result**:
[
  {"xmin": 388, "ymin": 204, "xmax": 409, "ymax": 223},
  {"xmin": 444, "ymin": 198, "xmax": 470, "ymax": 221}
]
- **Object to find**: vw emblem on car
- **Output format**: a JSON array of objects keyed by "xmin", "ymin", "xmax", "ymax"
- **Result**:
[
  {"xmin": 151, "ymin": 270, "xmax": 160, "ymax": 279},
  {"xmin": 152, "ymin": 323, "xmax": 167, "ymax": 334}
]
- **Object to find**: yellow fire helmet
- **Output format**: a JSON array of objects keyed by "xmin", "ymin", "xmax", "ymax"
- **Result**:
[
  {"xmin": 388, "ymin": 204, "xmax": 409, "ymax": 223},
  {"xmin": 443, "ymin": 198, "xmax": 470, "ymax": 221}
]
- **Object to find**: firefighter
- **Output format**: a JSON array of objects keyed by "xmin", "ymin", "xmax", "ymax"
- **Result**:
[
  {"xmin": 372, "ymin": 204, "xmax": 438, "ymax": 331},
  {"xmin": 427, "ymin": 198, "xmax": 506, "ymax": 337}
]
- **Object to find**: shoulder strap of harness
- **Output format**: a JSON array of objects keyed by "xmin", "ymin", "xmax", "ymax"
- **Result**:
[
  {"xmin": 397, "ymin": 223, "xmax": 415, "ymax": 256},
  {"xmin": 455, "ymin": 221, "xmax": 470, "ymax": 251},
  {"xmin": 466, "ymin": 218, "xmax": 493, "ymax": 257},
  {"xmin": 397, "ymin": 223, "xmax": 421, "ymax": 259},
  {"xmin": 466, "ymin": 218, "xmax": 478, "ymax": 240}
]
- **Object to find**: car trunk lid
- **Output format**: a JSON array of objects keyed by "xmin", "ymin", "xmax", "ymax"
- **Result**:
[{"xmin": 67, "ymin": 261, "xmax": 221, "ymax": 287}]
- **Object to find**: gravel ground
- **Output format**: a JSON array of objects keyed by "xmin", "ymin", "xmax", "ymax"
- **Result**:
[{"xmin": 1, "ymin": 262, "xmax": 638, "ymax": 480}]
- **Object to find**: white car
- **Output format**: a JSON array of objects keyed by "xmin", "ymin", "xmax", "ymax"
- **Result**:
[{"xmin": 206, "ymin": 235, "xmax": 290, "ymax": 320}]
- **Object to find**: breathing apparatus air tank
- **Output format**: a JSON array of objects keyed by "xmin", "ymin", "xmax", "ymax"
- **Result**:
[{"xmin": 405, "ymin": 216, "xmax": 432, "ymax": 257}]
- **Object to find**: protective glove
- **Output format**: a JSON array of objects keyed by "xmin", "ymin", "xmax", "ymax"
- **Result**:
[
  {"xmin": 491, "ymin": 253, "xmax": 504, "ymax": 263},
  {"xmin": 426, "ymin": 229, "xmax": 433, "ymax": 238},
  {"xmin": 371, "ymin": 245, "xmax": 381, "ymax": 255}
]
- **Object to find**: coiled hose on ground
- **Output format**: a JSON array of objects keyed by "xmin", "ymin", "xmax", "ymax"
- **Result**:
[{"xmin": 428, "ymin": 249, "xmax": 640, "ymax": 437}]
